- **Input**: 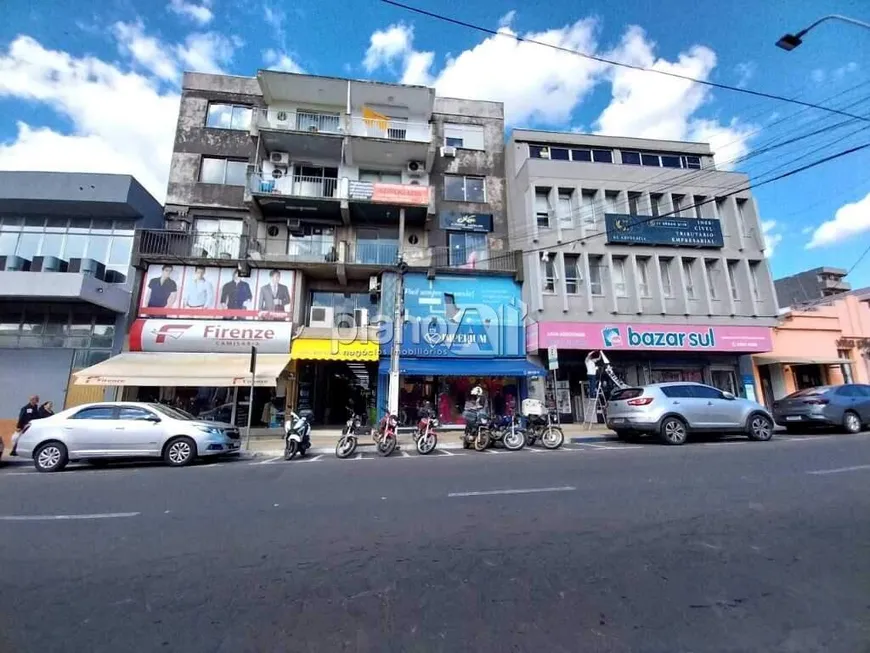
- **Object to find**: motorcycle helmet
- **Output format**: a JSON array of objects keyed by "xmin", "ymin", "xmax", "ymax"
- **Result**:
[{"xmin": 470, "ymin": 386, "xmax": 484, "ymax": 397}]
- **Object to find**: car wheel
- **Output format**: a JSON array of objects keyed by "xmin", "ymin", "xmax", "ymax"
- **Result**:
[
  {"xmin": 659, "ymin": 417, "xmax": 688, "ymax": 445},
  {"xmin": 747, "ymin": 413, "xmax": 774, "ymax": 441},
  {"xmin": 843, "ymin": 411, "xmax": 862, "ymax": 434},
  {"xmin": 164, "ymin": 437, "xmax": 197, "ymax": 467},
  {"xmin": 34, "ymin": 441, "xmax": 69, "ymax": 473}
]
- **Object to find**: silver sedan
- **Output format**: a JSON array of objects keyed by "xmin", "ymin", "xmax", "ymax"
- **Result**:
[{"xmin": 12, "ymin": 402, "xmax": 241, "ymax": 472}]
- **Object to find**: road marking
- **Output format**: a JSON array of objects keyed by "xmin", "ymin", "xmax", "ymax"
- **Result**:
[
  {"xmin": 255, "ymin": 456, "xmax": 283, "ymax": 465},
  {"xmin": 785, "ymin": 436, "xmax": 833, "ymax": 442},
  {"xmin": 439, "ymin": 449, "xmax": 459, "ymax": 456},
  {"xmin": 807, "ymin": 464, "xmax": 870, "ymax": 476},
  {"xmin": 525, "ymin": 447, "xmax": 543, "ymax": 453},
  {"xmin": 302, "ymin": 454, "xmax": 324, "ymax": 463},
  {"xmin": 0, "ymin": 512, "xmax": 140, "ymax": 521},
  {"xmin": 400, "ymin": 450, "xmax": 411, "ymax": 458},
  {"xmin": 449, "ymin": 486, "xmax": 576, "ymax": 498}
]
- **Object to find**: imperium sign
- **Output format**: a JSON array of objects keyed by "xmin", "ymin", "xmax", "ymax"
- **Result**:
[{"xmin": 604, "ymin": 213, "xmax": 724, "ymax": 248}]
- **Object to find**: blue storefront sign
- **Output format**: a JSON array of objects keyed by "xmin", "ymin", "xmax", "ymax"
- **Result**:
[
  {"xmin": 439, "ymin": 211, "xmax": 493, "ymax": 233},
  {"xmin": 605, "ymin": 213, "xmax": 724, "ymax": 248}
]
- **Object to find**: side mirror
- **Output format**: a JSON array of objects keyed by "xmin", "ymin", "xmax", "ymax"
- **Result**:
[
  {"xmin": 722, "ymin": 391, "xmax": 735, "ymax": 400},
  {"xmin": 144, "ymin": 415, "xmax": 162, "ymax": 423}
]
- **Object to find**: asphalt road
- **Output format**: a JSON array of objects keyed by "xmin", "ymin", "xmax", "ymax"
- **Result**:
[{"xmin": 2, "ymin": 432, "xmax": 869, "ymax": 653}]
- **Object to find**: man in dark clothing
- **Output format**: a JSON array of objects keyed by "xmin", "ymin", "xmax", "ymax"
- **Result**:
[{"xmin": 17, "ymin": 395, "xmax": 39, "ymax": 430}]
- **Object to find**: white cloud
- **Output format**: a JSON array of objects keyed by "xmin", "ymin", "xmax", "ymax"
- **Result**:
[
  {"xmin": 113, "ymin": 21, "xmax": 179, "ymax": 82},
  {"xmin": 594, "ymin": 27, "xmax": 755, "ymax": 169},
  {"xmin": 811, "ymin": 62, "xmax": 859, "ymax": 85},
  {"xmin": 175, "ymin": 32, "xmax": 240, "ymax": 75},
  {"xmin": 761, "ymin": 220, "xmax": 783, "ymax": 257},
  {"xmin": 811, "ymin": 68, "xmax": 826, "ymax": 83},
  {"xmin": 0, "ymin": 35, "xmax": 179, "ymax": 201},
  {"xmin": 801, "ymin": 226, "xmax": 813, "ymax": 235},
  {"xmin": 806, "ymin": 191, "xmax": 870, "ymax": 249},
  {"xmin": 168, "ymin": 0, "xmax": 213, "ymax": 25},
  {"xmin": 263, "ymin": 48, "xmax": 304, "ymax": 73},
  {"xmin": 364, "ymin": 23, "xmax": 415, "ymax": 72},
  {"xmin": 834, "ymin": 61, "xmax": 859, "ymax": 80},
  {"xmin": 400, "ymin": 51, "xmax": 434, "ymax": 86},
  {"xmin": 498, "ymin": 10, "xmax": 517, "ymax": 28},
  {"xmin": 734, "ymin": 61, "xmax": 756, "ymax": 89}
]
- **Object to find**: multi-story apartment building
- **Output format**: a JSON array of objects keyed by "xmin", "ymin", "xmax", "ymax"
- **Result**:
[
  {"xmin": 0, "ymin": 172, "xmax": 163, "ymax": 441},
  {"xmin": 775, "ymin": 266, "xmax": 851, "ymax": 308},
  {"xmin": 116, "ymin": 71, "xmax": 531, "ymax": 428},
  {"xmin": 506, "ymin": 131, "xmax": 780, "ymax": 419}
]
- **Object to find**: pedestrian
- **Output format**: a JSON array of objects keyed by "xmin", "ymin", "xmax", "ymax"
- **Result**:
[
  {"xmin": 16, "ymin": 395, "xmax": 40, "ymax": 431},
  {"xmin": 38, "ymin": 401, "xmax": 55, "ymax": 419}
]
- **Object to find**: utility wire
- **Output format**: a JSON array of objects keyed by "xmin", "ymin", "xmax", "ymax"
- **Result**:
[{"xmin": 380, "ymin": 0, "xmax": 870, "ymax": 123}]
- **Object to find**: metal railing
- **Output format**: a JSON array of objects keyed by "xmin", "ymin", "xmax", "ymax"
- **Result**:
[
  {"xmin": 347, "ymin": 116, "xmax": 431, "ymax": 142},
  {"xmin": 248, "ymin": 171, "xmax": 339, "ymax": 199},
  {"xmin": 428, "ymin": 247, "xmax": 517, "ymax": 273},
  {"xmin": 347, "ymin": 242, "xmax": 400, "ymax": 266},
  {"xmin": 256, "ymin": 109, "xmax": 344, "ymax": 134},
  {"xmin": 250, "ymin": 236, "xmax": 339, "ymax": 263},
  {"xmin": 138, "ymin": 230, "xmax": 247, "ymax": 260}
]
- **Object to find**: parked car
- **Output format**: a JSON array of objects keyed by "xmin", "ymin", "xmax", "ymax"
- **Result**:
[
  {"xmin": 772, "ymin": 384, "xmax": 870, "ymax": 433},
  {"xmin": 606, "ymin": 382, "xmax": 774, "ymax": 445},
  {"xmin": 11, "ymin": 402, "xmax": 241, "ymax": 472}
]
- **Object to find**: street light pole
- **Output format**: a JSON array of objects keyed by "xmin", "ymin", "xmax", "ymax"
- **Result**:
[
  {"xmin": 387, "ymin": 208, "xmax": 406, "ymax": 416},
  {"xmin": 776, "ymin": 14, "xmax": 870, "ymax": 51}
]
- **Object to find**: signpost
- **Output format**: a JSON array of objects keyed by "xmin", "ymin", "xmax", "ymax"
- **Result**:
[
  {"xmin": 245, "ymin": 345, "xmax": 257, "ymax": 450},
  {"xmin": 547, "ymin": 345, "xmax": 559, "ymax": 371}
]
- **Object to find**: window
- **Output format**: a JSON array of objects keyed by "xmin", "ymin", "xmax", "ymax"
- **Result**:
[
  {"xmin": 295, "ymin": 111, "xmax": 341, "ymax": 133},
  {"xmin": 672, "ymin": 194, "xmax": 685, "ymax": 217},
  {"xmin": 622, "ymin": 151, "xmax": 641, "ymax": 165},
  {"xmin": 206, "ymin": 103, "xmax": 252, "ymax": 130},
  {"xmin": 637, "ymin": 258, "xmax": 651, "ymax": 297},
  {"xmin": 564, "ymin": 255, "xmax": 581, "ymax": 294},
  {"xmin": 705, "ymin": 260, "xmax": 719, "ymax": 300},
  {"xmin": 628, "ymin": 192, "xmax": 641, "ymax": 216},
  {"xmin": 443, "ymin": 123, "xmax": 484, "ymax": 150},
  {"xmin": 604, "ymin": 191, "xmax": 619, "ymax": 214},
  {"xmin": 692, "ymin": 385, "xmax": 725, "ymax": 400},
  {"xmin": 354, "ymin": 228, "xmax": 398, "ymax": 265},
  {"xmin": 581, "ymin": 190, "xmax": 597, "ymax": 226},
  {"xmin": 444, "ymin": 175, "xmax": 486, "ymax": 202},
  {"xmin": 660, "ymin": 385, "xmax": 701, "ymax": 399},
  {"xmin": 448, "ymin": 232, "xmax": 487, "ymax": 268},
  {"xmin": 612, "ymin": 258, "xmax": 628, "ymax": 297},
  {"xmin": 557, "ymin": 190, "xmax": 574, "ymax": 228},
  {"xmin": 749, "ymin": 261, "xmax": 761, "ymax": 301},
  {"xmin": 622, "ymin": 152, "xmax": 702, "ymax": 169},
  {"xmin": 571, "ymin": 149, "xmax": 592, "ymax": 162},
  {"xmin": 736, "ymin": 199, "xmax": 749, "ymax": 236},
  {"xmin": 650, "ymin": 194, "xmax": 664, "ymax": 217},
  {"xmin": 592, "ymin": 149, "xmax": 613, "ymax": 163},
  {"xmin": 359, "ymin": 169, "xmax": 403, "ymax": 184},
  {"xmin": 549, "ymin": 147, "xmax": 570, "ymax": 161},
  {"xmin": 71, "ymin": 406, "xmax": 116, "ymax": 420},
  {"xmin": 529, "ymin": 145, "xmax": 549, "ymax": 159},
  {"xmin": 309, "ymin": 292, "xmax": 378, "ymax": 328},
  {"xmin": 641, "ymin": 153, "xmax": 660, "ymax": 167},
  {"xmin": 727, "ymin": 260, "xmax": 740, "ymax": 300},
  {"xmin": 528, "ymin": 144, "xmax": 593, "ymax": 162},
  {"xmin": 535, "ymin": 189, "xmax": 551, "ymax": 228},
  {"xmin": 541, "ymin": 257, "xmax": 556, "ymax": 293},
  {"xmin": 119, "ymin": 407, "xmax": 157, "ymax": 421},
  {"xmin": 199, "ymin": 157, "xmax": 247, "ymax": 186},
  {"xmin": 660, "ymin": 259, "xmax": 673, "ymax": 298},
  {"xmin": 682, "ymin": 155, "xmax": 702, "ymax": 169},
  {"xmin": 683, "ymin": 259, "xmax": 696, "ymax": 299},
  {"xmin": 589, "ymin": 256, "xmax": 605, "ymax": 295},
  {"xmin": 661, "ymin": 155, "xmax": 681, "ymax": 168},
  {"xmin": 693, "ymin": 196, "xmax": 706, "ymax": 219},
  {"xmin": 192, "ymin": 218, "xmax": 244, "ymax": 258}
]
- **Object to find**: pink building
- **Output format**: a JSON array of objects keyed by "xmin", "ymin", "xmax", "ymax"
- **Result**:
[{"xmin": 754, "ymin": 291, "xmax": 870, "ymax": 407}]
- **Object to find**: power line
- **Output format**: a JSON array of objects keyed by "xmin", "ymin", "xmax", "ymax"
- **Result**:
[
  {"xmin": 380, "ymin": 0, "xmax": 870, "ymax": 123},
  {"xmin": 847, "ymin": 242, "xmax": 870, "ymax": 276}
]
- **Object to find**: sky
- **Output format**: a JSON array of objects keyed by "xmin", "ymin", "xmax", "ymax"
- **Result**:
[{"xmin": 1, "ymin": 0, "xmax": 869, "ymax": 286}]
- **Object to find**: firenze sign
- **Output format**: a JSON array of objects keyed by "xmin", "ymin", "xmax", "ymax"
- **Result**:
[
  {"xmin": 529, "ymin": 321, "xmax": 772, "ymax": 353},
  {"xmin": 605, "ymin": 213, "xmax": 724, "ymax": 248},
  {"xmin": 129, "ymin": 319, "xmax": 294, "ymax": 354}
]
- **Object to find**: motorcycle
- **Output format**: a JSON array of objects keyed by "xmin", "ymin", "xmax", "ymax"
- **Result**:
[
  {"xmin": 284, "ymin": 410, "xmax": 312, "ymax": 460},
  {"xmin": 335, "ymin": 411, "xmax": 363, "ymax": 459},
  {"xmin": 524, "ymin": 412, "xmax": 565, "ymax": 449},
  {"xmin": 413, "ymin": 406, "xmax": 439, "ymax": 455},
  {"xmin": 490, "ymin": 414, "xmax": 526, "ymax": 451},
  {"xmin": 374, "ymin": 412, "xmax": 399, "ymax": 457},
  {"xmin": 462, "ymin": 410, "xmax": 491, "ymax": 452}
]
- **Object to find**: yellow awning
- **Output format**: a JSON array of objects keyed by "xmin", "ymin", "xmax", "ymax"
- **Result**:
[
  {"xmin": 72, "ymin": 352, "xmax": 291, "ymax": 387},
  {"xmin": 291, "ymin": 338, "xmax": 379, "ymax": 361}
]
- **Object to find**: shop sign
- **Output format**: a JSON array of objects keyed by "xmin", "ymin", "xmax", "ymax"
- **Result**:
[
  {"xmin": 372, "ymin": 182, "xmax": 431, "ymax": 206},
  {"xmin": 439, "ymin": 211, "xmax": 493, "ymax": 233},
  {"xmin": 348, "ymin": 181, "xmax": 374, "ymax": 201},
  {"xmin": 130, "ymin": 319, "xmax": 294, "ymax": 354},
  {"xmin": 291, "ymin": 337, "xmax": 379, "ymax": 361},
  {"xmin": 138, "ymin": 264, "xmax": 296, "ymax": 321},
  {"xmin": 605, "ymin": 214, "xmax": 724, "ymax": 248},
  {"xmin": 530, "ymin": 321, "xmax": 773, "ymax": 353}
]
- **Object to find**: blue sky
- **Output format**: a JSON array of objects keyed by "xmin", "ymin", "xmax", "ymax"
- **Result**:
[{"xmin": 1, "ymin": 0, "xmax": 869, "ymax": 285}]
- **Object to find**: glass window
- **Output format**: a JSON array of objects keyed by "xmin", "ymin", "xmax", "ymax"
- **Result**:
[
  {"xmin": 206, "ymin": 103, "xmax": 251, "ymax": 130},
  {"xmin": 550, "ymin": 148, "xmax": 570, "ymax": 161},
  {"xmin": 108, "ymin": 235, "xmax": 133, "ymax": 267},
  {"xmin": 529, "ymin": 145, "xmax": 548, "ymax": 159},
  {"xmin": 443, "ymin": 175, "xmax": 465, "ymax": 201},
  {"xmin": 63, "ymin": 228, "xmax": 88, "ymax": 260},
  {"xmin": 693, "ymin": 196, "xmax": 706, "ymax": 219},
  {"xmin": 71, "ymin": 406, "xmax": 116, "ymax": 420},
  {"xmin": 692, "ymin": 385, "xmax": 724, "ymax": 399},
  {"xmin": 557, "ymin": 191, "xmax": 573, "ymax": 227},
  {"xmin": 672, "ymin": 195, "xmax": 684, "ymax": 217},
  {"xmin": 603, "ymin": 191, "xmax": 619, "ymax": 214},
  {"xmin": 581, "ymin": 190, "xmax": 597, "ymax": 226},
  {"xmin": 564, "ymin": 255, "xmax": 581, "ymax": 294},
  {"xmin": 39, "ymin": 231, "xmax": 64, "ymax": 258},
  {"xmin": 535, "ymin": 189, "xmax": 550, "ymax": 228},
  {"xmin": 448, "ymin": 232, "xmax": 486, "ymax": 268},
  {"xmin": 592, "ymin": 150, "xmax": 613, "ymax": 163},
  {"xmin": 705, "ymin": 260, "xmax": 718, "ymax": 300},
  {"xmin": 727, "ymin": 261, "xmax": 739, "ymax": 300},
  {"xmin": 200, "ymin": 157, "xmax": 226, "ymax": 184},
  {"xmin": 641, "ymin": 153, "xmax": 660, "ymax": 167},
  {"xmin": 15, "ymin": 231, "xmax": 41, "ymax": 259},
  {"xmin": 446, "ymin": 137, "xmax": 463, "ymax": 147},
  {"xmin": 749, "ymin": 261, "xmax": 761, "ymax": 300},
  {"xmin": 541, "ymin": 258, "xmax": 556, "ymax": 293},
  {"xmin": 661, "ymin": 155, "xmax": 681, "ymax": 168},
  {"xmin": 91, "ymin": 324, "xmax": 116, "ymax": 348},
  {"xmin": 684, "ymin": 155, "xmax": 701, "ymax": 169},
  {"xmin": 622, "ymin": 151, "xmax": 641, "ymax": 165},
  {"xmin": 628, "ymin": 192, "xmax": 641, "ymax": 216},
  {"xmin": 571, "ymin": 149, "xmax": 591, "ymax": 162},
  {"xmin": 612, "ymin": 258, "xmax": 627, "ymax": 297},
  {"xmin": 660, "ymin": 258, "xmax": 673, "ymax": 298},
  {"xmin": 444, "ymin": 124, "xmax": 484, "ymax": 150},
  {"xmin": 87, "ymin": 234, "xmax": 111, "ymax": 263},
  {"xmin": 119, "ymin": 407, "xmax": 157, "ymax": 421},
  {"xmin": 637, "ymin": 258, "xmax": 651, "ymax": 297},
  {"xmin": 683, "ymin": 259, "xmax": 696, "ymax": 299},
  {"xmin": 589, "ymin": 256, "xmax": 604, "ymax": 295},
  {"xmin": 465, "ymin": 177, "xmax": 485, "ymax": 202},
  {"xmin": 0, "ymin": 229, "xmax": 19, "ymax": 255},
  {"xmin": 225, "ymin": 160, "xmax": 248, "ymax": 186}
]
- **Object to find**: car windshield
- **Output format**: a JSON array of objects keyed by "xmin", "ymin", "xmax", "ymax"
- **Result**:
[
  {"xmin": 611, "ymin": 388, "xmax": 643, "ymax": 401},
  {"xmin": 149, "ymin": 404, "xmax": 195, "ymax": 420}
]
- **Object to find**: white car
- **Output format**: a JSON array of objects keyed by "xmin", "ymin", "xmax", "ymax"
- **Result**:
[{"xmin": 12, "ymin": 402, "xmax": 241, "ymax": 472}]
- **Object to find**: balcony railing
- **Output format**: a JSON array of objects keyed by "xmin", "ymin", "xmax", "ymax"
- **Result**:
[
  {"xmin": 138, "ymin": 230, "xmax": 247, "ymax": 260},
  {"xmin": 347, "ymin": 242, "xmax": 400, "ymax": 266},
  {"xmin": 429, "ymin": 247, "xmax": 517, "ymax": 273},
  {"xmin": 248, "ymin": 171, "xmax": 339, "ymax": 200},
  {"xmin": 256, "ymin": 109, "xmax": 344, "ymax": 135},
  {"xmin": 348, "ymin": 116, "xmax": 431, "ymax": 143},
  {"xmin": 249, "ymin": 236, "xmax": 338, "ymax": 263}
]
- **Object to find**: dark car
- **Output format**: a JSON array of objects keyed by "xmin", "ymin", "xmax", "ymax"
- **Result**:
[{"xmin": 772, "ymin": 384, "xmax": 870, "ymax": 433}]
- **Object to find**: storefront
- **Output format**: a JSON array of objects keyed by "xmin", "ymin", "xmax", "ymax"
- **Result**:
[
  {"xmin": 378, "ymin": 272, "xmax": 545, "ymax": 425},
  {"xmin": 527, "ymin": 321, "xmax": 774, "ymax": 421}
]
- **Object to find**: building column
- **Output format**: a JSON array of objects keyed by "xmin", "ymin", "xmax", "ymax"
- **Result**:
[
  {"xmin": 653, "ymin": 254, "xmax": 666, "ymax": 315},
  {"xmin": 676, "ymin": 255, "xmax": 691, "ymax": 315}
]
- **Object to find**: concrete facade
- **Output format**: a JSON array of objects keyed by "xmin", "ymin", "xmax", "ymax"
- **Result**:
[{"xmin": 775, "ymin": 266, "xmax": 852, "ymax": 308}]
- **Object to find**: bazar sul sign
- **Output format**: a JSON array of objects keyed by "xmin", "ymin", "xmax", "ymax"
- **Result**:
[{"xmin": 604, "ymin": 214, "xmax": 724, "ymax": 248}]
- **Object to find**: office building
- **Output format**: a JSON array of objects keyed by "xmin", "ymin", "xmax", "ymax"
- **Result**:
[{"xmin": 774, "ymin": 266, "xmax": 851, "ymax": 308}]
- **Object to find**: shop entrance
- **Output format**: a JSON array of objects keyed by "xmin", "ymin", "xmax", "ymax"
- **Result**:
[
  {"xmin": 399, "ymin": 375, "xmax": 522, "ymax": 426},
  {"xmin": 793, "ymin": 364, "xmax": 825, "ymax": 390},
  {"xmin": 297, "ymin": 361, "xmax": 376, "ymax": 426}
]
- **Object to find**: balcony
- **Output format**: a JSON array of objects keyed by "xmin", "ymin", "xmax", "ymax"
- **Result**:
[
  {"xmin": 247, "ymin": 171, "xmax": 343, "ymax": 220},
  {"xmin": 254, "ymin": 107, "xmax": 344, "ymax": 160},
  {"xmin": 345, "ymin": 116, "xmax": 433, "ymax": 169},
  {"xmin": 429, "ymin": 247, "xmax": 518, "ymax": 274},
  {"xmin": 347, "ymin": 241, "xmax": 400, "ymax": 266},
  {"xmin": 249, "ymin": 235, "xmax": 338, "ymax": 264},
  {"xmin": 137, "ymin": 229, "xmax": 248, "ymax": 262},
  {"xmin": 249, "ymin": 171, "xmax": 338, "ymax": 200}
]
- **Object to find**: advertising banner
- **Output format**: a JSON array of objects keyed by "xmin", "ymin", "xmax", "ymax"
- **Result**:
[
  {"xmin": 605, "ymin": 213, "xmax": 724, "ymax": 248},
  {"xmin": 439, "ymin": 211, "xmax": 493, "ymax": 233},
  {"xmin": 129, "ymin": 319, "xmax": 295, "ymax": 353},
  {"xmin": 529, "ymin": 321, "xmax": 772, "ymax": 353},
  {"xmin": 138, "ymin": 264, "xmax": 296, "ymax": 321},
  {"xmin": 347, "ymin": 181, "xmax": 431, "ymax": 206},
  {"xmin": 388, "ymin": 273, "xmax": 526, "ymax": 357}
]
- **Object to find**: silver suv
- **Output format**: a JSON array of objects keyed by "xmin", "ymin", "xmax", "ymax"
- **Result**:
[
  {"xmin": 606, "ymin": 382, "xmax": 774, "ymax": 445},
  {"xmin": 12, "ymin": 402, "xmax": 241, "ymax": 472}
]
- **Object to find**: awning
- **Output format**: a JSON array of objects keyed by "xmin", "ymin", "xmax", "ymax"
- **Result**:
[
  {"xmin": 754, "ymin": 355, "xmax": 852, "ymax": 366},
  {"xmin": 291, "ymin": 338, "xmax": 379, "ymax": 361},
  {"xmin": 378, "ymin": 358, "xmax": 546, "ymax": 377},
  {"xmin": 72, "ymin": 352, "xmax": 291, "ymax": 387}
]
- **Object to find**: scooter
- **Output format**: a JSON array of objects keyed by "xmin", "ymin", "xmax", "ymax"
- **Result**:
[
  {"xmin": 284, "ymin": 410, "xmax": 312, "ymax": 460},
  {"xmin": 413, "ymin": 406, "xmax": 439, "ymax": 455}
]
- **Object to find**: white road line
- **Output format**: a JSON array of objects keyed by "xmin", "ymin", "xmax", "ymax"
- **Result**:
[
  {"xmin": 482, "ymin": 449, "xmax": 505, "ymax": 454},
  {"xmin": 807, "ymin": 464, "xmax": 870, "ymax": 476},
  {"xmin": 448, "ymin": 486, "xmax": 576, "ymax": 498},
  {"xmin": 439, "ymin": 449, "xmax": 459, "ymax": 456},
  {"xmin": 400, "ymin": 450, "xmax": 411, "ymax": 458},
  {"xmin": 0, "ymin": 512, "xmax": 140, "ymax": 521},
  {"xmin": 255, "ymin": 456, "xmax": 283, "ymax": 465},
  {"xmin": 525, "ymin": 447, "xmax": 543, "ymax": 453},
  {"xmin": 785, "ymin": 436, "xmax": 833, "ymax": 442},
  {"xmin": 302, "ymin": 454, "xmax": 324, "ymax": 463}
]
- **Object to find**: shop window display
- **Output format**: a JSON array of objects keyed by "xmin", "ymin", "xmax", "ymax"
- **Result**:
[{"xmin": 399, "ymin": 376, "xmax": 520, "ymax": 426}]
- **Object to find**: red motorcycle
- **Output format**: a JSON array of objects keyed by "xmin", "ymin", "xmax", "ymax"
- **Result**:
[
  {"xmin": 374, "ymin": 412, "xmax": 399, "ymax": 457},
  {"xmin": 413, "ymin": 407, "xmax": 438, "ymax": 455}
]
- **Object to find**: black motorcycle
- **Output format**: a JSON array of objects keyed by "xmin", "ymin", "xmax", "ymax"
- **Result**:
[{"xmin": 462, "ymin": 410, "xmax": 491, "ymax": 452}]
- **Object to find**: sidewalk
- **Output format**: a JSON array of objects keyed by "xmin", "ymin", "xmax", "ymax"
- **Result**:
[{"xmin": 245, "ymin": 424, "xmax": 617, "ymax": 457}]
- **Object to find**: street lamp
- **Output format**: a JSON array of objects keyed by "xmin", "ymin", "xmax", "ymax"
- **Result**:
[{"xmin": 776, "ymin": 14, "xmax": 870, "ymax": 51}]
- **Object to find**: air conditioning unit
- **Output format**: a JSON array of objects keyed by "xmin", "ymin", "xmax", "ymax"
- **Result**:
[
  {"xmin": 31, "ymin": 256, "xmax": 68, "ymax": 272},
  {"xmin": 406, "ymin": 160, "xmax": 425, "ymax": 174},
  {"xmin": 354, "ymin": 308, "xmax": 369, "ymax": 327},
  {"xmin": 270, "ymin": 151, "xmax": 290, "ymax": 165},
  {"xmin": 440, "ymin": 146, "xmax": 457, "ymax": 158},
  {"xmin": 309, "ymin": 306, "xmax": 334, "ymax": 328}
]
